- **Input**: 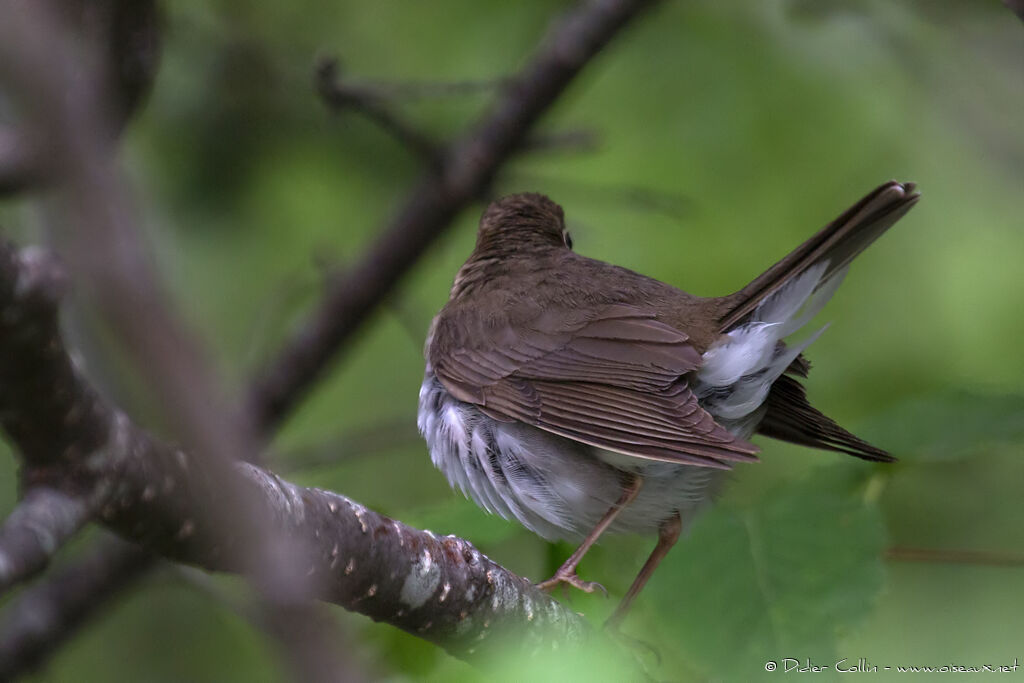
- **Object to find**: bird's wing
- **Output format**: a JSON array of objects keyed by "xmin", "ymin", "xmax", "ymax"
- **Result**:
[{"xmin": 431, "ymin": 303, "xmax": 759, "ymax": 468}]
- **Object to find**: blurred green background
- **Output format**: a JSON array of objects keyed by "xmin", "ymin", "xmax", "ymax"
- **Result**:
[{"xmin": 1, "ymin": 0, "xmax": 1022, "ymax": 681}]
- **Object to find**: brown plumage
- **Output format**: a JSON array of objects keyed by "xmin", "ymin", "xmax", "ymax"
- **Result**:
[
  {"xmin": 429, "ymin": 183, "xmax": 918, "ymax": 467},
  {"xmin": 420, "ymin": 181, "xmax": 919, "ymax": 624}
]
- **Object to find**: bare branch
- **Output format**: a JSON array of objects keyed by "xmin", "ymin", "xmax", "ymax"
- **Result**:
[
  {"xmin": 0, "ymin": 239, "xmax": 587, "ymax": 660},
  {"xmin": 0, "ymin": 6, "xmax": 357, "ymax": 681},
  {"xmin": 0, "ymin": 488, "xmax": 94, "ymax": 595},
  {"xmin": 250, "ymin": 0, "xmax": 661, "ymax": 432},
  {"xmin": 0, "ymin": 537, "xmax": 153, "ymax": 680},
  {"xmin": 325, "ymin": 74, "xmax": 506, "ymax": 101},
  {"xmin": 0, "ymin": 0, "xmax": 160, "ymax": 196},
  {"xmin": 0, "ymin": 0, "xmax": 658, "ymax": 671},
  {"xmin": 316, "ymin": 58, "xmax": 442, "ymax": 163},
  {"xmin": 315, "ymin": 59, "xmax": 598, "ymax": 164}
]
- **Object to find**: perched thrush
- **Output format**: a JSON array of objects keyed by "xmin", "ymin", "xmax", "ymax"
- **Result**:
[{"xmin": 418, "ymin": 181, "xmax": 919, "ymax": 625}]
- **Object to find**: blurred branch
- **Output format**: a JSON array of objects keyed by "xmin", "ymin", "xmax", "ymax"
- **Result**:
[
  {"xmin": 0, "ymin": 0, "xmax": 657, "ymax": 672},
  {"xmin": 0, "ymin": 537, "xmax": 154, "ymax": 680},
  {"xmin": 886, "ymin": 546, "xmax": 1024, "ymax": 568},
  {"xmin": 316, "ymin": 58, "xmax": 442, "ymax": 163},
  {"xmin": 0, "ymin": 239, "xmax": 587, "ymax": 661},
  {"xmin": 0, "ymin": 5, "xmax": 356, "ymax": 681},
  {"xmin": 250, "ymin": 0, "xmax": 661, "ymax": 432},
  {"xmin": 0, "ymin": 488, "xmax": 94, "ymax": 596},
  {"xmin": 324, "ymin": 73, "xmax": 507, "ymax": 101},
  {"xmin": 0, "ymin": 0, "xmax": 160, "ymax": 197},
  {"xmin": 0, "ymin": 126, "xmax": 47, "ymax": 196},
  {"xmin": 81, "ymin": 0, "xmax": 163, "ymax": 126},
  {"xmin": 315, "ymin": 58, "xmax": 601, "ymax": 165},
  {"xmin": 1004, "ymin": 0, "xmax": 1024, "ymax": 22}
]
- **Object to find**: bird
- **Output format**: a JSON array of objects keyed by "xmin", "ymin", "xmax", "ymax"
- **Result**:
[{"xmin": 417, "ymin": 180, "xmax": 919, "ymax": 627}]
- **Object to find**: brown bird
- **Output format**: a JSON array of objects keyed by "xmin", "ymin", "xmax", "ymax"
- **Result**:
[{"xmin": 418, "ymin": 181, "xmax": 919, "ymax": 627}]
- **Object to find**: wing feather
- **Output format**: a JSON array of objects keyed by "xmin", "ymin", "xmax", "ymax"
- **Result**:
[{"xmin": 432, "ymin": 304, "xmax": 758, "ymax": 468}]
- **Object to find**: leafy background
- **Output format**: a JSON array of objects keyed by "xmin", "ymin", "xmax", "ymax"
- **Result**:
[{"xmin": 1, "ymin": 1, "xmax": 1022, "ymax": 681}]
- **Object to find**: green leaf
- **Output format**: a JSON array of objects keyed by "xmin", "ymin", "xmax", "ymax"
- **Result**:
[{"xmin": 650, "ymin": 468, "xmax": 886, "ymax": 680}]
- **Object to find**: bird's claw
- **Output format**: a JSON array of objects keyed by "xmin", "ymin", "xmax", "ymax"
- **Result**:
[{"xmin": 536, "ymin": 570, "xmax": 608, "ymax": 597}]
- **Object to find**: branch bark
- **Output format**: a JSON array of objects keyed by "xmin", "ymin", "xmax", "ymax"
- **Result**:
[
  {"xmin": 0, "ymin": 4, "xmax": 357, "ymax": 679},
  {"xmin": 0, "ymin": 488, "xmax": 94, "ymax": 595},
  {"xmin": 0, "ymin": 537, "xmax": 153, "ymax": 680},
  {"xmin": 0, "ymin": 241, "xmax": 588, "ymax": 661},
  {"xmin": 0, "ymin": 0, "xmax": 660, "ymax": 673}
]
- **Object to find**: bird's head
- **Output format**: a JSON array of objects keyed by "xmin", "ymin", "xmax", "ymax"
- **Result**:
[{"xmin": 475, "ymin": 193, "xmax": 573, "ymax": 254}]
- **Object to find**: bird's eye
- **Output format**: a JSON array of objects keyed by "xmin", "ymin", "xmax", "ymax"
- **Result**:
[{"xmin": 562, "ymin": 229, "xmax": 573, "ymax": 250}]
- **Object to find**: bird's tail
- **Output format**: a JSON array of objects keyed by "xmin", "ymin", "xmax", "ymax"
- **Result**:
[{"xmin": 717, "ymin": 181, "xmax": 920, "ymax": 331}]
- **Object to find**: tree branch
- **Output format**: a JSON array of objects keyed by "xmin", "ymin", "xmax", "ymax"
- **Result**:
[
  {"xmin": 0, "ymin": 0, "xmax": 658, "ymax": 671},
  {"xmin": 316, "ymin": 58, "xmax": 442, "ymax": 164},
  {"xmin": 315, "ymin": 59, "xmax": 600, "ymax": 165},
  {"xmin": 0, "ymin": 488, "xmax": 94, "ymax": 595},
  {"xmin": 0, "ymin": 241, "xmax": 587, "ymax": 660},
  {"xmin": 0, "ymin": 0, "xmax": 160, "ymax": 196},
  {"xmin": 248, "ymin": 0, "xmax": 661, "ymax": 432},
  {"xmin": 0, "ymin": 5, "xmax": 357, "ymax": 679},
  {"xmin": 0, "ymin": 537, "xmax": 154, "ymax": 680}
]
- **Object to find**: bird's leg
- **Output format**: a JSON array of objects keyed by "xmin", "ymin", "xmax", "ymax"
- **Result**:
[
  {"xmin": 605, "ymin": 511, "xmax": 682, "ymax": 631},
  {"xmin": 537, "ymin": 474, "xmax": 643, "ymax": 595}
]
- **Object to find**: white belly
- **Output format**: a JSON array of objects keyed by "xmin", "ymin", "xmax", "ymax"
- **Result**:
[{"xmin": 418, "ymin": 370, "xmax": 724, "ymax": 542}]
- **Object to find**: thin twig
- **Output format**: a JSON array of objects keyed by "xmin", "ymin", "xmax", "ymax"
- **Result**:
[
  {"xmin": 316, "ymin": 59, "xmax": 600, "ymax": 162},
  {"xmin": 330, "ymin": 74, "xmax": 507, "ymax": 101},
  {"xmin": 316, "ymin": 58, "xmax": 442, "ymax": 163}
]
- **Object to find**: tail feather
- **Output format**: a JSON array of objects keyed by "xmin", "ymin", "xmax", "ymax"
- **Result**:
[
  {"xmin": 719, "ymin": 181, "xmax": 920, "ymax": 331},
  {"xmin": 757, "ymin": 375, "xmax": 894, "ymax": 462}
]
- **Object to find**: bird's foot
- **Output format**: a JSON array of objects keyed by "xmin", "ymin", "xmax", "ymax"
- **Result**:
[{"xmin": 536, "ymin": 569, "xmax": 608, "ymax": 596}]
